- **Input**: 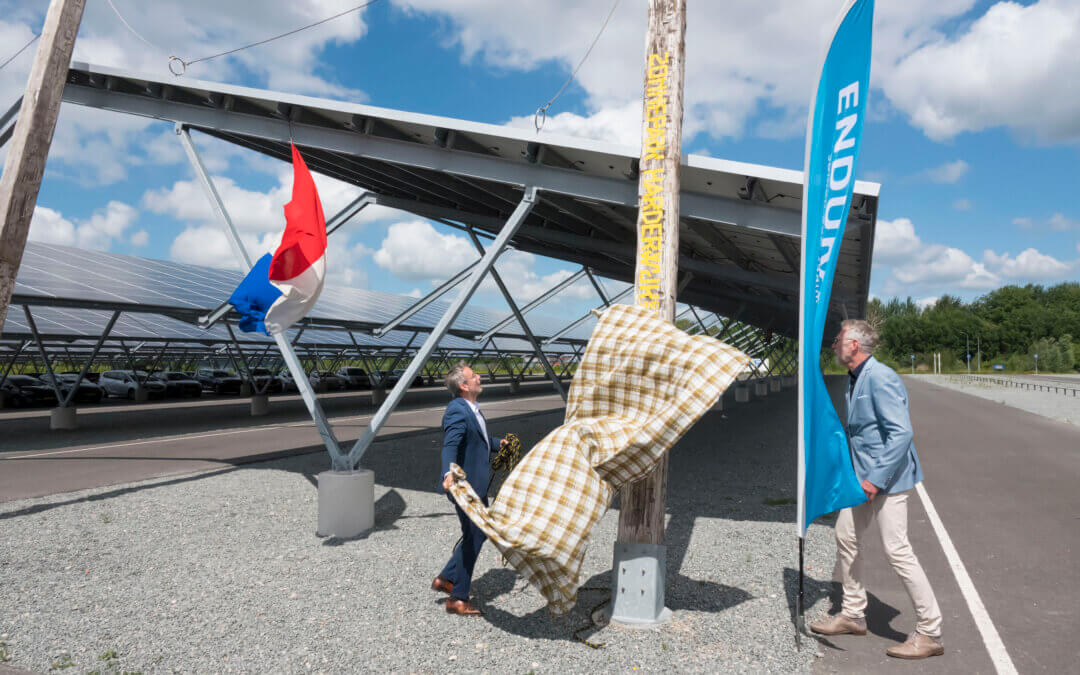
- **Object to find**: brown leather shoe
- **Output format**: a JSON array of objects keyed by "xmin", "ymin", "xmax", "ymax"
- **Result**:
[
  {"xmin": 809, "ymin": 614, "xmax": 867, "ymax": 636},
  {"xmin": 445, "ymin": 597, "xmax": 482, "ymax": 616},
  {"xmin": 886, "ymin": 632, "xmax": 944, "ymax": 659},
  {"xmin": 431, "ymin": 575, "xmax": 453, "ymax": 595}
]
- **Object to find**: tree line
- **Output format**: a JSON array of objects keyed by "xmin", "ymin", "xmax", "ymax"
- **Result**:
[{"xmin": 864, "ymin": 282, "xmax": 1079, "ymax": 373}]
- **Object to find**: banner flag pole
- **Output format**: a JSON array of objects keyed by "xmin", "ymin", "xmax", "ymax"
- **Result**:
[{"xmin": 795, "ymin": 0, "xmax": 876, "ymax": 647}]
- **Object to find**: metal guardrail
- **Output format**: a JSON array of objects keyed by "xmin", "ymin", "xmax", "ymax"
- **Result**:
[{"xmin": 955, "ymin": 375, "xmax": 1080, "ymax": 398}]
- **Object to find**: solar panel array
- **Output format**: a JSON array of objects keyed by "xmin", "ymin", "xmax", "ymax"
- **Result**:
[{"xmin": 10, "ymin": 242, "xmax": 597, "ymax": 347}]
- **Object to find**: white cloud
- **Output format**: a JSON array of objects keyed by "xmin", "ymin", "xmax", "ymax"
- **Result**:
[
  {"xmin": 130, "ymin": 230, "xmax": 149, "ymax": 247},
  {"xmin": 1, "ymin": 2, "xmax": 376, "ymax": 184},
  {"xmin": 916, "ymin": 296, "xmax": 939, "ymax": 309},
  {"xmin": 1013, "ymin": 216, "xmax": 1034, "ymax": 229},
  {"xmin": 373, "ymin": 220, "xmax": 477, "ymax": 281},
  {"xmin": 892, "ymin": 244, "xmax": 1000, "ymax": 290},
  {"xmin": 507, "ymin": 100, "xmax": 642, "ymax": 146},
  {"xmin": 405, "ymin": 288, "xmax": 423, "ymax": 298},
  {"xmin": 372, "ymin": 219, "xmax": 596, "ymax": 304},
  {"xmin": 983, "ymin": 248, "xmax": 1071, "ymax": 279},
  {"xmin": 952, "ymin": 199, "xmax": 972, "ymax": 211},
  {"xmin": 922, "ymin": 160, "xmax": 969, "ymax": 183},
  {"xmin": 1049, "ymin": 213, "xmax": 1078, "ymax": 231},
  {"xmin": 28, "ymin": 201, "xmax": 138, "ymax": 251},
  {"xmin": 883, "ymin": 0, "xmax": 1080, "ymax": 142},
  {"xmin": 400, "ymin": 0, "xmax": 977, "ymax": 144},
  {"xmin": 873, "ymin": 218, "xmax": 922, "ymax": 263}
]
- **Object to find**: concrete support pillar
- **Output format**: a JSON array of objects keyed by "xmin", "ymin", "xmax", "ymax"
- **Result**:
[
  {"xmin": 735, "ymin": 385, "xmax": 750, "ymax": 403},
  {"xmin": 133, "ymin": 386, "xmax": 148, "ymax": 402},
  {"xmin": 769, "ymin": 376, "xmax": 781, "ymax": 392},
  {"xmin": 488, "ymin": 372, "xmax": 496, "ymax": 383},
  {"xmin": 781, "ymin": 375, "xmax": 795, "ymax": 388},
  {"xmin": 240, "ymin": 381, "xmax": 253, "ymax": 396},
  {"xmin": 250, "ymin": 394, "xmax": 270, "ymax": 416},
  {"xmin": 754, "ymin": 380, "xmax": 769, "ymax": 397},
  {"xmin": 509, "ymin": 378, "xmax": 521, "ymax": 394},
  {"xmin": 317, "ymin": 470, "xmax": 375, "ymax": 538},
  {"xmin": 50, "ymin": 406, "xmax": 77, "ymax": 430},
  {"xmin": 371, "ymin": 387, "xmax": 387, "ymax": 407}
]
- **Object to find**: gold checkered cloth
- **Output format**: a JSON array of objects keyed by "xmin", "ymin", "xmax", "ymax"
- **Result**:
[{"xmin": 447, "ymin": 303, "xmax": 748, "ymax": 615}]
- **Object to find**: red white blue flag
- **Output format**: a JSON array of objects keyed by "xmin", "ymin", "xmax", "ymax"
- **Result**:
[{"xmin": 229, "ymin": 144, "xmax": 327, "ymax": 335}]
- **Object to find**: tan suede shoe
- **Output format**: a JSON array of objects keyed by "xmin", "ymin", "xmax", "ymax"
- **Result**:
[
  {"xmin": 808, "ymin": 614, "xmax": 867, "ymax": 636},
  {"xmin": 886, "ymin": 632, "xmax": 945, "ymax": 659}
]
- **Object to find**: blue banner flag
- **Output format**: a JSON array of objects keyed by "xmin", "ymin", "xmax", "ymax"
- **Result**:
[{"xmin": 797, "ymin": 0, "xmax": 874, "ymax": 536}]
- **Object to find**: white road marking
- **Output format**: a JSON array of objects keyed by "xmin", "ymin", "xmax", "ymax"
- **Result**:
[
  {"xmin": 915, "ymin": 482, "xmax": 1018, "ymax": 675},
  {"xmin": 2, "ymin": 395, "xmax": 564, "ymax": 460}
]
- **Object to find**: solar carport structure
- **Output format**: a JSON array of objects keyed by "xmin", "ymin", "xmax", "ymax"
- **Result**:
[{"xmin": 33, "ymin": 61, "xmax": 878, "ymax": 470}]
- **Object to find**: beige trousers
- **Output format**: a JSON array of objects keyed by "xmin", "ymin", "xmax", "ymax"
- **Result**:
[{"xmin": 835, "ymin": 489, "xmax": 943, "ymax": 638}]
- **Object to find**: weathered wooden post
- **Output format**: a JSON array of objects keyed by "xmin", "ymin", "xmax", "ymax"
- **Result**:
[
  {"xmin": 609, "ymin": 0, "xmax": 686, "ymax": 625},
  {"xmin": 0, "ymin": 0, "xmax": 86, "ymax": 338}
]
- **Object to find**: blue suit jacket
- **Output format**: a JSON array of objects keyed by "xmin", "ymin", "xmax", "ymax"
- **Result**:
[
  {"xmin": 439, "ymin": 397, "xmax": 500, "ymax": 497},
  {"xmin": 845, "ymin": 356, "xmax": 924, "ymax": 494}
]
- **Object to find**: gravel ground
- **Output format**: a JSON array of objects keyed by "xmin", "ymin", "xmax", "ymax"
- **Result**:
[
  {"xmin": 1, "ymin": 385, "xmax": 838, "ymax": 674},
  {"xmin": 909, "ymin": 374, "xmax": 1079, "ymax": 427}
]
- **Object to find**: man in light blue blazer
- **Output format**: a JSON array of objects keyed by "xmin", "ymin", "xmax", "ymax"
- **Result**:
[
  {"xmin": 431, "ymin": 361, "xmax": 507, "ymax": 616},
  {"xmin": 810, "ymin": 320, "xmax": 944, "ymax": 660}
]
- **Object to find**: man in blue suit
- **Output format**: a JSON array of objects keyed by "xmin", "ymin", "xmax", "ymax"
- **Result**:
[
  {"xmin": 432, "ymin": 361, "xmax": 507, "ymax": 616},
  {"xmin": 810, "ymin": 320, "xmax": 944, "ymax": 660}
]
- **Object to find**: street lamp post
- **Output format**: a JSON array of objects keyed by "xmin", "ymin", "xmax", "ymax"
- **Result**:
[
  {"xmin": 960, "ymin": 330, "xmax": 970, "ymax": 375},
  {"xmin": 910, "ymin": 354, "xmax": 915, "ymax": 375}
]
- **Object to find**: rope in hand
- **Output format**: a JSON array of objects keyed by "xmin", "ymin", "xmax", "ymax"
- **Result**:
[
  {"xmin": 533, "ymin": 0, "xmax": 622, "ymax": 132},
  {"xmin": 105, "ymin": 0, "xmax": 383, "ymax": 76}
]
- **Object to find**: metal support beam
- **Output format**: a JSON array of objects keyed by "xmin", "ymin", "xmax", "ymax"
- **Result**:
[
  {"xmin": 476, "ymin": 267, "xmax": 587, "ymax": 343},
  {"xmin": 326, "ymin": 191, "xmax": 375, "ymax": 236},
  {"xmin": 178, "ymin": 124, "xmax": 347, "ymax": 469},
  {"xmin": 61, "ymin": 310, "xmax": 119, "ymax": 407},
  {"xmin": 466, "ymin": 229, "xmax": 566, "ymax": 401},
  {"xmin": 542, "ymin": 285, "xmax": 634, "ymax": 346},
  {"xmin": 22, "ymin": 306, "xmax": 62, "ymax": 400},
  {"xmin": 373, "ymin": 259, "xmax": 483, "ymax": 337},
  {"xmin": 345, "ymin": 188, "xmax": 539, "ymax": 467},
  {"xmin": 585, "ymin": 268, "xmax": 611, "ymax": 307}
]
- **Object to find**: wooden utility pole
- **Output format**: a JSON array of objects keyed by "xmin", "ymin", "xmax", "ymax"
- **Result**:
[
  {"xmin": 0, "ymin": 0, "xmax": 85, "ymax": 339},
  {"xmin": 617, "ymin": 0, "xmax": 686, "ymax": 547}
]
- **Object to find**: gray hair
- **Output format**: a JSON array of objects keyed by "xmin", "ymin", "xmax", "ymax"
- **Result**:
[
  {"xmin": 445, "ymin": 360, "xmax": 470, "ymax": 397},
  {"xmin": 841, "ymin": 319, "xmax": 878, "ymax": 354}
]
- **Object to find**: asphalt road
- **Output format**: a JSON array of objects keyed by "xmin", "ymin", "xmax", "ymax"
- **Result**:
[
  {"xmin": 816, "ymin": 376, "xmax": 1080, "ymax": 673},
  {"xmin": 0, "ymin": 383, "xmax": 566, "ymax": 503}
]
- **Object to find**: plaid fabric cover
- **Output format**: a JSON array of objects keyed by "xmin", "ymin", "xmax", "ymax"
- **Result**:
[{"xmin": 447, "ymin": 303, "xmax": 749, "ymax": 615}]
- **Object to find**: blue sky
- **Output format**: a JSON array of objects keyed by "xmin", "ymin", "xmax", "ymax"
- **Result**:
[{"xmin": 2, "ymin": 0, "xmax": 1077, "ymax": 317}]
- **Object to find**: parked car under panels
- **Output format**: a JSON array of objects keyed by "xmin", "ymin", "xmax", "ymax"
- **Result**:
[
  {"xmin": 336, "ymin": 367, "xmax": 371, "ymax": 389},
  {"xmin": 151, "ymin": 371, "xmax": 203, "ymax": 397},
  {"xmin": 310, "ymin": 371, "xmax": 346, "ymax": 391},
  {"xmin": 195, "ymin": 369, "xmax": 243, "ymax": 395},
  {"xmin": 98, "ymin": 370, "xmax": 167, "ymax": 400},
  {"xmin": 39, "ymin": 373, "xmax": 105, "ymax": 404},
  {"xmin": 2, "ymin": 375, "xmax": 59, "ymax": 408}
]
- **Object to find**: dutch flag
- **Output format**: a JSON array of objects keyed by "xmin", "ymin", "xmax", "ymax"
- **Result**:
[{"xmin": 228, "ymin": 144, "xmax": 327, "ymax": 335}]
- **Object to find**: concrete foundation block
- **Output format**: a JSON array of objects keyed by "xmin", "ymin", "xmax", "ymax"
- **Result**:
[
  {"xmin": 250, "ymin": 394, "xmax": 270, "ymax": 416},
  {"xmin": 734, "ymin": 385, "xmax": 750, "ymax": 403},
  {"xmin": 781, "ymin": 375, "xmax": 795, "ymax": 388},
  {"xmin": 769, "ymin": 377, "xmax": 782, "ymax": 392},
  {"xmin": 371, "ymin": 387, "xmax": 387, "ymax": 407},
  {"xmin": 607, "ymin": 542, "xmax": 672, "ymax": 626},
  {"xmin": 133, "ymin": 386, "xmax": 148, "ymax": 402},
  {"xmin": 754, "ymin": 380, "xmax": 769, "ymax": 397},
  {"xmin": 50, "ymin": 406, "xmax": 77, "ymax": 430},
  {"xmin": 317, "ymin": 470, "xmax": 375, "ymax": 538},
  {"xmin": 488, "ymin": 372, "xmax": 497, "ymax": 383},
  {"xmin": 509, "ymin": 379, "xmax": 521, "ymax": 394},
  {"xmin": 240, "ymin": 382, "xmax": 253, "ymax": 396}
]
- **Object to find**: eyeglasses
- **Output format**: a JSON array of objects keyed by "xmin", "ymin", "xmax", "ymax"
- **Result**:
[{"xmin": 832, "ymin": 336, "xmax": 856, "ymax": 347}]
